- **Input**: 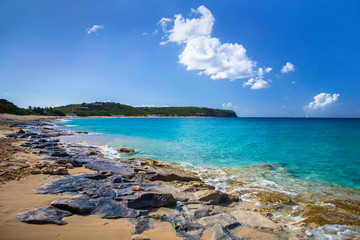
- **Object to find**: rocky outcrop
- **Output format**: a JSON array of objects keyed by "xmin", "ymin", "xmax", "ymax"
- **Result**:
[
  {"xmin": 127, "ymin": 192, "xmax": 177, "ymax": 209},
  {"xmin": 50, "ymin": 197, "xmax": 96, "ymax": 215},
  {"xmin": 194, "ymin": 190, "xmax": 234, "ymax": 205},
  {"xmin": 16, "ymin": 207, "xmax": 72, "ymax": 225},
  {"xmin": 118, "ymin": 147, "xmax": 135, "ymax": 154}
]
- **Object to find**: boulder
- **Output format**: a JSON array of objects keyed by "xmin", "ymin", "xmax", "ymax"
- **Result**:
[
  {"xmin": 127, "ymin": 192, "xmax": 177, "ymax": 209},
  {"xmin": 50, "ymin": 151, "xmax": 69, "ymax": 157},
  {"xmin": 16, "ymin": 207, "xmax": 72, "ymax": 225},
  {"xmin": 212, "ymin": 223, "xmax": 234, "ymax": 240},
  {"xmin": 50, "ymin": 197, "xmax": 96, "ymax": 215},
  {"xmin": 198, "ymin": 213, "xmax": 239, "ymax": 229},
  {"xmin": 118, "ymin": 148, "xmax": 135, "ymax": 154},
  {"xmin": 194, "ymin": 190, "xmax": 233, "ymax": 205}
]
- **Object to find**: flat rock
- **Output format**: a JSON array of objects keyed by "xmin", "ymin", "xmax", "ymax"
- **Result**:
[
  {"xmin": 212, "ymin": 223, "xmax": 235, "ymax": 240},
  {"xmin": 199, "ymin": 213, "xmax": 239, "ymax": 229},
  {"xmin": 127, "ymin": 192, "xmax": 177, "ymax": 209},
  {"xmin": 50, "ymin": 197, "xmax": 96, "ymax": 215},
  {"xmin": 93, "ymin": 201, "xmax": 139, "ymax": 219},
  {"xmin": 16, "ymin": 207, "xmax": 72, "ymax": 225},
  {"xmin": 231, "ymin": 210, "xmax": 278, "ymax": 230},
  {"xmin": 194, "ymin": 190, "xmax": 232, "ymax": 205},
  {"xmin": 148, "ymin": 172, "xmax": 199, "ymax": 182}
]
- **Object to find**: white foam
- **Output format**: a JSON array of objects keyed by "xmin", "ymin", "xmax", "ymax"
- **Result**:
[
  {"xmin": 306, "ymin": 225, "xmax": 360, "ymax": 240},
  {"xmin": 100, "ymin": 144, "xmax": 122, "ymax": 159}
]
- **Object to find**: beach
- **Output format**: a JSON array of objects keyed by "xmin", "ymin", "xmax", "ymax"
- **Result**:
[{"xmin": 0, "ymin": 114, "xmax": 359, "ymax": 240}]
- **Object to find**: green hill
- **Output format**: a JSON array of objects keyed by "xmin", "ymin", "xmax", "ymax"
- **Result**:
[
  {"xmin": 53, "ymin": 102, "xmax": 237, "ymax": 117},
  {"xmin": 0, "ymin": 99, "xmax": 237, "ymax": 117}
]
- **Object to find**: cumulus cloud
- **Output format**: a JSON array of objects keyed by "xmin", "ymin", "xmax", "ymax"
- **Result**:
[
  {"xmin": 281, "ymin": 62, "xmax": 295, "ymax": 73},
  {"xmin": 222, "ymin": 102, "xmax": 233, "ymax": 109},
  {"xmin": 242, "ymin": 67, "xmax": 271, "ymax": 89},
  {"xmin": 159, "ymin": 5, "xmax": 271, "ymax": 87},
  {"xmin": 87, "ymin": 25, "xmax": 104, "ymax": 34},
  {"xmin": 306, "ymin": 93, "xmax": 340, "ymax": 110}
]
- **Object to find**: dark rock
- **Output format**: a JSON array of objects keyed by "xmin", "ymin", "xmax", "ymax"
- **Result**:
[
  {"xmin": 30, "ymin": 169, "xmax": 41, "ymax": 175},
  {"xmin": 16, "ymin": 207, "xmax": 72, "ymax": 225},
  {"xmin": 134, "ymin": 217, "xmax": 153, "ymax": 234},
  {"xmin": 165, "ymin": 213, "xmax": 205, "ymax": 239},
  {"xmin": 127, "ymin": 192, "xmax": 177, "ymax": 209},
  {"xmin": 148, "ymin": 172, "xmax": 199, "ymax": 182},
  {"xmin": 18, "ymin": 129, "xmax": 25, "ymax": 134},
  {"xmin": 88, "ymin": 151, "xmax": 98, "ymax": 156},
  {"xmin": 93, "ymin": 201, "xmax": 139, "ymax": 219},
  {"xmin": 50, "ymin": 151, "xmax": 69, "ymax": 157},
  {"xmin": 117, "ymin": 148, "xmax": 135, "ymax": 154},
  {"xmin": 50, "ymin": 197, "xmax": 96, "ymax": 215}
]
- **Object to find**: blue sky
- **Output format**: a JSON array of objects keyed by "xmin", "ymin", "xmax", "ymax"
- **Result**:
[{"xmin": 0, "ymin": 0, "xmax": 359, "ymax": 117}]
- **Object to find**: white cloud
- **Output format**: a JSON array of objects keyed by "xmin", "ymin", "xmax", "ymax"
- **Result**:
[
  {"xmin": 160, "ymin": 5, "xmax": 270, "ymax": 86},
  {"xmin": 87, "ymin": 25, "xmax": 104, "ymax": 34},
  {"xmin": 265, "ymin": 67, "xmax": 272, "ymax": 73},
  {"xmin": 306, "ymin": 93, "xmax": 340, "ymax": 110},
  {"xmin": 291, "ymin": 81, "xmax": 296, "ymax": 84},
  {"xmin": 281, "ymin": 62, "xmax": 295, "ymax": 73},
  {"xmin": 242, "ymin": 67, "xmax": 271, "ymax": 89},
  {"xmin": 222, "ymin": 102, "xmax": 232, "ymax": 109}
]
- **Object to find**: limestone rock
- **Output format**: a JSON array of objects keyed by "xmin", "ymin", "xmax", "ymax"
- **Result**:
[
  {"xmin": 131, "ymin": 234, "xmax": 150, "ymax": 240},
  {"xmin": 231, "ymin": 210, "xmax": 278, "ymax": 230},
  {"xmin": 118, "ymin": 148, "xmax": 135, "ymax": 154},
  {"xmin": 194, "ymin": 190, "xmax": 232, "ymax": 205}
]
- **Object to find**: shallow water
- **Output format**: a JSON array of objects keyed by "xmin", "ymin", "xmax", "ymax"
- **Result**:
[{"xmin": 60, "ymin": 117, "xmax": 360, "ymax": 190}]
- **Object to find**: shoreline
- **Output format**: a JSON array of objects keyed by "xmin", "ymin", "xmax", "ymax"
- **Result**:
[{"xmin": 0, "ymin": 114, "xmax": 359, "ymax": 239}]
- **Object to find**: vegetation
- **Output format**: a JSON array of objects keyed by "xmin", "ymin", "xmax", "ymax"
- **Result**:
[
  {"xmin": 0, "ymin": 99, "xmax": 237, "ymax": 117},
  {"xmin": 0, "ymin": 99, "xmax": 33, "ymax": 115}
]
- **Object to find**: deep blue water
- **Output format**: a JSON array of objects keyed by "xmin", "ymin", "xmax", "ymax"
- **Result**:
[{"xmin": 62, "ymin": 117, "xmax": 360, "ymax": 190}]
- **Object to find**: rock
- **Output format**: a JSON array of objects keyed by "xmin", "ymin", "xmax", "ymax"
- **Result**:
[
  {"xmin": 199, "ymin": 213, "xmax": 239, "ymax": 229},
  {"xmin": 127, "ymin": 192, "xmax": 177, "ymax": 209},
  {"xmin": 132, "ymin": 186, "xmax": 145, "ymax": 191},
  {"xmin": 165, "ymin": 213, "xmax": 205, "ymax": 239},
  {"xmin": 148, "ymin": 172, "xmax": 199, "ymax": 182},
  {"xmin": 131, "ymin": 234, "xmax": 150, "ymax": 240},
  {"xmin": 30, "ymin": 169, "xmax": 41, "ymax": 175},
  {"xmin": 231, "ymin": 210, "xmax": 278, "ymax": 230},
  {"xmin": 212, "ymin": 223, "xmax": 234, "ymax": 240},
  {"xmin": 50, "ymin": 151, "xmax": 69, "ymax": 157},
  {"xmin": 65, "ymin": 163, "xmax": 74, "ymax": 169},
  {"xmin": 118, "ymin": 148, "xmax": 135, "ymax": 154},
  {"xmin": 193, "ymin": 206, "xmax": 213, "ymax": 219},
  {"xmin": 194, "ymin": 190, "xmax": 233, "ymax": 205},
  {"xmin": 18, "ymin": 129, "xmax": 25, "ymax": 134},
  {"xmin": 134, "ymin": 217, "xmax": 153, "ymax": 234},
  {"xmin": 88, "ymin": 151, "xmax": 98, "ymax": 155},
  {"xmin": 50, "ymin": 197, "xmax": 96, "ymax": 215},
  {"xmin": 16, "ymin": 207, "xmax": 72, "ymax": 225},
  {"xmin": 93, "ymin": 201, "xmax": 139, "ymax": 219}
]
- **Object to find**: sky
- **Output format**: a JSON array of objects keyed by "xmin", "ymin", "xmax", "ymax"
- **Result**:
[{"xmin": 0, "ymin": 0, "xmax": 359, "ymax": 117}]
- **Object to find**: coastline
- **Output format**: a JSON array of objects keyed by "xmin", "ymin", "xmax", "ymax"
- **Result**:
[{"xmin": 0, "ymin": 114, "xmax": 359, "ymax": 239}]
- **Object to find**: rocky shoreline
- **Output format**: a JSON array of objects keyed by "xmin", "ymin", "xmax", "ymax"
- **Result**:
[{"xmin": 1, "ymin": 116, "xmax": 359, "ymax": 239}]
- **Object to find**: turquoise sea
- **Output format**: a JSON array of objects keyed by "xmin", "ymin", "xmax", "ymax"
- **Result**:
[{"xmin": 60, "ymin": 117, "xmax": 360, "ymax": 190}]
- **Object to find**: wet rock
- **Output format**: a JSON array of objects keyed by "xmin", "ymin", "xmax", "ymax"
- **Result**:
[
  {"xmin": 16, "ymin": 207, "xmax": 72, "ymax": 225},
  {"xmin": 131, "ymin": 234, "xmax": 151, "ymax": 240},
  {"xmin": 50, "ymin": 197, "xmax": 96, "ymax": 215},
  {"xmin": 94, "ymin": 201, "xmax": 139, "ymax": 219},
  {"xmin": 198, "ymin": 213, "xmax": 239, "ymax": 229},
  {"xmin": 50, "ymin": 151, "xmax": 69, "ymax": 157},
  {"xmin": 148, "ymin": 172, "xmax": 199, "ymax": 182},
  {"xmin": 88, "ymin": 151, "xmax": 98, "ymax": 156},
  {"xmin": 127, "ymin": 192, "xmax": 177, "ymax": 209},
  {"xmin": 118, "ymin": 147, "xmax": 135, "ymax": 154},
  {"xmin": 18, "ymin": 129, "xmax": 25, "ymax": 134},
  {"xmin": 194, "ymin": 190, "xmax": 233, "ymax": 205}
]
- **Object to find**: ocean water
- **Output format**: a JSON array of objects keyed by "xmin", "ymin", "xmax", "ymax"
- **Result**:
[{"xmin": 60, "ymin": 117, "xmax": 360, "ymax": 190}]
